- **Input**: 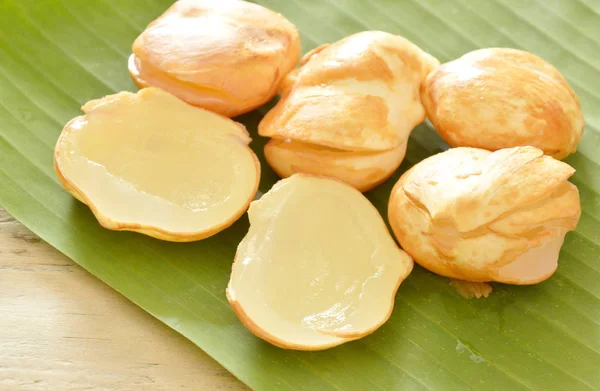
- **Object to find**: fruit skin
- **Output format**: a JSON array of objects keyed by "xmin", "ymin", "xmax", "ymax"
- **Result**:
[
  {"xmin": 54, "ymin": 88, "xmax": 261, "ymax": 242},
  {"xmin": 226, "ymin": 291, "xmax": 360, "ymax": 351},
  {"xmin": 422, "ymin": 48, "xmax": 584, "ymax": 160},
  {"xmin": 264, "ymin": 139, "xmax": 407, "ymax": 193},
  {"xmin": 55, "ymin": 151, "xmax": 258, "ymax": 242},
  {"xmin": 129, "ymin": 0, "xmax": 301, "ymax": 118},
  {"xmin": 388, "ymin": 146, "xmax": 581, "ymax": 285},
  {"xmin": 259, "ymin": 31, "xmax": 439, "ymax": 191}
]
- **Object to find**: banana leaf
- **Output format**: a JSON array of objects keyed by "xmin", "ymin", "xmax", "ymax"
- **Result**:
[{"xmin": 1, "ymin": 0, "xmax": 599, "ymax": 389}]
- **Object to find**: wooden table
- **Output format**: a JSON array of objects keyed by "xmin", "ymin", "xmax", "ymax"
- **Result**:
[{"xmin": 0, "ymin": 208, "xmax": 247, "ymax": 391}]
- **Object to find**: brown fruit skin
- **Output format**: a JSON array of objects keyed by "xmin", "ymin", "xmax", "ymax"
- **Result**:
[
  {"xmin": 129, "ymin": 0, "xmax": 301, "ymax": 118},
  {"xmin": 226, "ymin": 282, "xmax": 360, "ymax": 351},
  {"xmin": 421, "ymin": 48, "xmax": 584, "ymax": 160},
  {"xmin": 260, "ymin": 31, "xmax": 439, "ymax": 152},
  {"xmin": 387, "ymin": 146, "xmax": 580, "ymax": 285},
  {"xmin": 264, "ymin": 139, "xmax": 407, "ymax": 193},
  {"xmin": 259, "ymin": 31, "xmax": 439, "ymax": 191}
]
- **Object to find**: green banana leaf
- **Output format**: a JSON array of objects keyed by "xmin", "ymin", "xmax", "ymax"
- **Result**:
[{"xmin": 1, "ymin": 0, "xmax": 599, "ymax": 389}]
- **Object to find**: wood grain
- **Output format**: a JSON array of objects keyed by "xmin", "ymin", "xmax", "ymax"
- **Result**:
[{"xmin": 0, "ymin": 208, "xmax": 247, "ymax": 391}]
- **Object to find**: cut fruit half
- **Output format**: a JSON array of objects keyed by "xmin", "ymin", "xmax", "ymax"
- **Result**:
[
  {"xmin": 227, "ymin": 174, "xmax": 413, "ymax": 350},
  {"xmin": 54, "ymin": 88, "xmax": 260, "ymax": 242}
]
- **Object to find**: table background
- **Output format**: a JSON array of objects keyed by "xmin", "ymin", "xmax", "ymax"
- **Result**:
[{"xmin": 0, "ymin": 208, "xmax": 246, "ymax": 390}]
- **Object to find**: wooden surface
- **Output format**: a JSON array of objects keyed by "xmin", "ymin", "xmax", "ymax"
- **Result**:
[{"xmin": 0, "ymin": 208, "xmax": 247, "ymax": 391}]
